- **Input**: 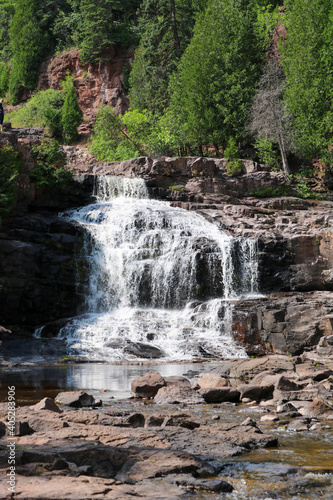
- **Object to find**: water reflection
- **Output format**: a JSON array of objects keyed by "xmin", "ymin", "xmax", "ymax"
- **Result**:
[{"xmin": 0, "ymin": 362, "xmax": 218, "ymax": 405}]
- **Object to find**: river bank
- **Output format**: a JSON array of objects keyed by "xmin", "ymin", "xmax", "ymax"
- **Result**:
[{"xmin": 1, "ymin": 354, "xmax": 333, "ymax": 499}]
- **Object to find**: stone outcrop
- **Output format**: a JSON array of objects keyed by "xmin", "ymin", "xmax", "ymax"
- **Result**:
[
  {"xmin": 38, "ymin": 47, "xmax": 132, "ymax": 127},
  {"xmin": 232, "ymin": 291, "xmax": 333, "ymax": 355},
  {"xmin": 0, "ymin": 391, "xmax": 278, "ymax": 499}
]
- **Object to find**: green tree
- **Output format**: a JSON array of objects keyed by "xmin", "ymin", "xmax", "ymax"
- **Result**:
[
  {"xmin": 61, "ymin": 83, "xmax": 83, "ymax": 143},
  {"xmin": 281, "ymin": 0, "xmax": 333, "ymax": 164},
  {"xmin": 129, "ymin": 0, "xmax": 199, "ymax": 114},
  {"xmin": 9, "ymin": 0, "xmax": 49, "ymax": 102},
  {"xmin": 78, "ymin": 0, "xmax": 114, "ymax": 63},
  {"xmin": 166, "ymin": 0, "xmax": 265, "ymax": 154},
  {"xmin": 0, "ymin": 0, "xmax": 15, "ymax": 61}
]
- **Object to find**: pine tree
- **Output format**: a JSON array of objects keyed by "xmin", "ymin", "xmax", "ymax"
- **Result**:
[
  {"xmin": 9, "ymin": 0, "xmax": 49, "ymax": 102},
  {"xmin": 281, "ymin": 0, "xmax": 333, "ymax": 163},
  {"xmin": 166, "ymin": 0, "xmax": 264, "ymax": 153},
  {"xmin": 129, "ymin": 0, "xmax": 199, "ymax": 114},
  {"xmin": 61, "ymin": 83, "xmax": 83, "ymax": 144},
  {"xmin": 79, "ymin": 0, "xmax": 114, "ymax": 63}
]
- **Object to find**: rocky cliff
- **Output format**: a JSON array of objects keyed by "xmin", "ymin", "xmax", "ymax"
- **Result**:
[
  {"xmin": 1, "ymin": 144, "xmax": 333, "ymax": 358},
  {"xmin": 38, "ymin": 47, "xmax": 132, "ymax": 131}
]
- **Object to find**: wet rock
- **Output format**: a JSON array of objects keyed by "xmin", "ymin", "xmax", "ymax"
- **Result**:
[
  {"xmin": 55, "ymin": 391, "xmax": 96, "ymax": 408},
  {"xmin": 302, "ymin": 397, "xmax": 333, "ymax": 419},
  {"xmin": 198, "ymin": 387, "xmax": 240, "ymax": 403},
  {"xmin": 197, "ymin": 372, "xmax": 229, "ymax": 388},
  {"xmin": 164, "ymin": 376, "xmax": 192, "ymax": 387},
  {"xmin": 163, "ymin": 414, "xmax": 200, "ymax": 430},
  {"xmin": 240, "ymin": 417, "xmax": 258, "ymax": 427},
  {"xmin": 287, "ymin": 419, "xmax": 310, "ymax": 432},
  {"xmin": 123, "ymin": 413, "xmax": 145, "ymax": 428},
  {"xmin": 30, "ymin": 397, "xmax": 62, "ymax": 413},
  {"xmin": 170, "ymin": 474, "xmax": 234, "ymax": 493},
  {"xmin": 15, "ymin": 421, "xmax": 34, "ymax": 436},
  {"xmin": 116, "ymin": 449, "xmax": 210, "ymax": 482},
  {"xmin": 131, "ymin": 371, "xmax": 166, "ymax": 399},
  {"xmin": 276, "ymin": 402, "xmax": 299, "ymax": 413},
  {"xmin": 239, "ymin": 384, "xmax": 275, "ymax": 402},
  {"xmin": 260, "ymin": 414, "xmax": 279, "ymax": 423},
  {"xmin": 154, "ymin": 386, "xmax": 205, "ymax": 405},
  {"xmin": 124, "ymin": 341, "xmax": 165, "ymax": 359},
  {"xmin": 145, "ymin": 414, "xmax": 165, "ymax": 427}
]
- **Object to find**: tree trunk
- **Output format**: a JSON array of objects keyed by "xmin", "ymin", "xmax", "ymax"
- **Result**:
[{"xmin": 277, "ymin": 133, "xmax": 291, "ymax": 177}]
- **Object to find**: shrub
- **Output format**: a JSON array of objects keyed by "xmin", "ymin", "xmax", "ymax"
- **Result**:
[
  {"xmin": 61, "ymin": 83, "xmax": 83, "ymax": 144},
  {"xmin": 224, "ymin": 138, "xmax": 245, "ymax": 177},
  {"xmin": 8, "ymin": 89, "xmax": 66, "ymax": 135},
  {"xmin": 250, "ymin": 186, "xmax": 287, "ymax": 198},
  {"xmin": 30, "ymin": 137, "xmax": 72, "ymax": 187},
  {"xmin": 254, "ymin": 137, "xmax": 282, "ymax": 170}
]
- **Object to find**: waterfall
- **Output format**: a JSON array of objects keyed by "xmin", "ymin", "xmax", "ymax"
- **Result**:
[{"xmin": 58, "ymin": 176, "xmax": 260, "ymax": 361}]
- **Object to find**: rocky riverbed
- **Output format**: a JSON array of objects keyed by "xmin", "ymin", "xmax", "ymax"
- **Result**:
[{"xmin": 1, "ymin": 354, "xmax": 333, "ymax": 499}]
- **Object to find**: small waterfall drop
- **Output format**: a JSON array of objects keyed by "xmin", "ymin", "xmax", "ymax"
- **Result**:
[{"xmin": 59, "ymin": 176, "xmax": 260, "ymax": 361}]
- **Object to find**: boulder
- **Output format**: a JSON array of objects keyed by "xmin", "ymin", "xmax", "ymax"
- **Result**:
[
  {"xmin": 239, "ymin": 384, "xmax": 275, "ymax": 402},
  {"xmin": 131, "ymin": 371, "xmax": 166, "ymax": 399},
  {"xmin": 30, "ymin": 397, "xmax": 62, "ymax": 413},
  {"xmin": 287, "ymin": 419, "xmax": 310, "ymax": 432},
  {"xmin": 55, "ymin": 391, "xmax": 95, "ymax": 408},
  {"xmin": 197, "ymin": 373, "xmax": 229, "ymax": 389},
  {"xmin": 302, "ymin": 398, "xmax": 333, "ymax": 419},
  {"xmin": 198, "ymin": 387, "xmax": 240, "ymax": 403},
  {"xmin": 154, "ymin": 386, "xmax": 205, "ymax": 405}
]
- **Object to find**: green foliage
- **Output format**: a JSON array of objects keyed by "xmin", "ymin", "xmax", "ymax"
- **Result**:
[
  {"xmin": 250, "ymin": 186, "xmax": 286, "ymax": 198},
  {"xmin": 79, "ymin": 0, "xmax": 114, "ymax": 64},
  {"xmin": 122, "ymin": 63, "xmax": 131, "ymax": 93},
  {"xmin": 281, "ymin": 0, "xmax": 333, "ymax": 164},
  {"xmin": 0, "ymin": 144, "xmax": 22, "ymax": 223},
  {"xmin": 30, "ymin": 137, "xmax": 72, "ymax": 187},
  {"xmin": 0, "ymin": 0, "xmax": 14, "ymax": 61},
  {"xmin": 9, "ymin": 0, "xmax": 50, "ymax": 103},
  {"xmin": 129, "ymin": 0, "xmax": 198, "ymax": 114},
  {"xmin": 254, "ymin": 137, "xmax": 281, "ymax": 170},
  {"xmin": 61, "ymin": 82, "xmax": 83, "ymax": 144},
  {"xmin": 224, "ymin": 138, "xmax": 245, "ymax": 177},
  {"xmin": 8, "ymin": 89, "xmax": 66, "ymax": 135},
  {"xmin": 0, "ymin": 62, "xmax": 10, "ymax": 98},
  {"xmin": 90, "ymin": 106, "xmax": 151, "ymax": 161},
  {"xmin": 166, "ymin": 0, "xmax": 265, "ymax": 153},
  {"xmin": 255, "ymin": 2, "xmax": 281, "ymax": 50}
]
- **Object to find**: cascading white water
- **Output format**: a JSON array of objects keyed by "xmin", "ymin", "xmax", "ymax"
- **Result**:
[{"xmin": 58, "ymin": 176, "xmax": 260, "ymax": 361}]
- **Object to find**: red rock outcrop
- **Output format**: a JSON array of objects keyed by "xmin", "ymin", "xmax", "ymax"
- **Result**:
[{"xmin": 38, "ymin": 46, "xmax": 133, "ymax": 127}]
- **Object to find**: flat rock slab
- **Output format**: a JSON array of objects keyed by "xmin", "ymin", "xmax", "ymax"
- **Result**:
[
  {"xmin": 199, "ymin": 387, "xmax": 240, "ymax": 403},
  {"xmin": 55, "ymin": 391, "xmax": 95, "ymax": 408},
  {"xmin": 213, "ymin": 355, "xmax": 294, "ymax": 379},
  {"xmin": 154, "ymin": 386, "xmax": 205, "ymax": 405}
]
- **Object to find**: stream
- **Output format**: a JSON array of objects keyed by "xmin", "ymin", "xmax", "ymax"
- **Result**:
[{"xmin": 1, "ymin": 362, "xmax": 333, "ymax": 499}]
